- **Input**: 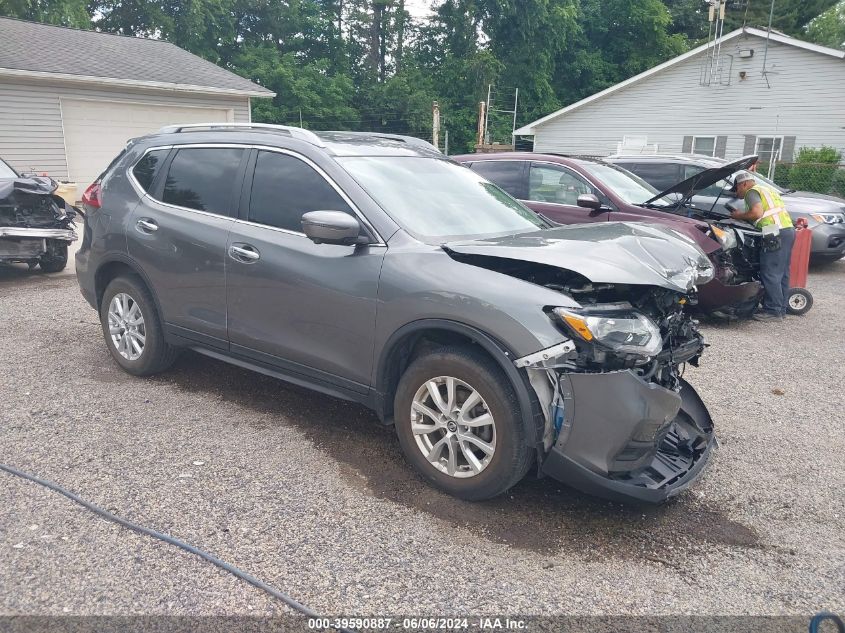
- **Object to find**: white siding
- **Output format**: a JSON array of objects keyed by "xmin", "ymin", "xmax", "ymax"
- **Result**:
[
  {"xmin": 532, "ymin": 34, "xmax": 845, "ymax": 159},
  {"xmin": 0, "ymin": 77, "xmax": 251, "ymax": 179}
]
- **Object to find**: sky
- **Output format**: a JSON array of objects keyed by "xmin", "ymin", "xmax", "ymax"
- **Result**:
[{"xmin": 405, "ymin": 0, "xmax": 434, "ymax": 19}]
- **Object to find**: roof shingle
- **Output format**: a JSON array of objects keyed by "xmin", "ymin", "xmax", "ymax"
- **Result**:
[{"xmin": 0, "ymin": 17, "xmax": 273, "ymax": 96}]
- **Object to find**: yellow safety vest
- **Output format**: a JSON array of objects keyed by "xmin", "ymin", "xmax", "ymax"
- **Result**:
[{"xmin": 746, "ymin": 184, "xmax": 793, "ymax": 230}]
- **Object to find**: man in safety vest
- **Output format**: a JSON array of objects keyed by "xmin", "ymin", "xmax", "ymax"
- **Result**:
[{"xmin": 730, "ymin": 171, "xmax": 795, "ymax": 322}]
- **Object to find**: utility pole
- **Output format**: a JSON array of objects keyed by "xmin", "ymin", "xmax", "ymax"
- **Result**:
[
  {"xmin": 432, "ymin": 101, "xmax": 440, "ymax": 150},
  {"xmin": 476, "ymin": 101, "xmax": 486, "ymax": 148},
  {"xmin": 396, "ymin": 0, "xmax": 406, "ymax": 74},
  {"xmin": 484, "ymin": 84, "xmax": 492, "ymax": 144},
  {"xmin": 444, "ymin": 129, "xmax": 449, "ymax": 156}
]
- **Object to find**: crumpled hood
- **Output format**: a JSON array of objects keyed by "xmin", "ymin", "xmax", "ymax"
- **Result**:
[
  {"xmin": 0, "ymin": 175, "xmax": 58, "ymax": 199},
  {"xmin": 443, "ymin": 222, "xmax": 714, "ymax": 293}
]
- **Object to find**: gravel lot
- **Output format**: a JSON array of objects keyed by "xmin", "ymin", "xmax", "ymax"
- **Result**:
[{"xmin": 1, "ymin": 258, "xmax": 843, "ymax": 624}]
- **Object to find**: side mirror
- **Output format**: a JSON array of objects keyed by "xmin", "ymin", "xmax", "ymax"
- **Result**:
[
  {"xmin": 577, "ymin": 193, "xmax": 602, "ymax": 210},
  {"xmin": 301, "ymin": 211, "xmax": 366, "ymax": 246}
]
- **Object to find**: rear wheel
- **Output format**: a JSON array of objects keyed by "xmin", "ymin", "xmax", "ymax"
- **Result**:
[
  {"xmin": 100, "ymin": 276, "xmax": 178, "ymax": 375},
  {"xmin": 393, "ymin": 347, "xmax": 533, "ymax": 501},
  {"xmin": 38, "ymin": 240, "xmax": 68, "ymax": 273},
  {"xmin": 786, "ymin": 287, "xmax": 813, "ymax": 315}
]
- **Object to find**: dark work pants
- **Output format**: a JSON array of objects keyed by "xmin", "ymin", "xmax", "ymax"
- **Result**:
[{"xmin": 759, "ymin": 227, "xmax": 795, "ymax": 316}]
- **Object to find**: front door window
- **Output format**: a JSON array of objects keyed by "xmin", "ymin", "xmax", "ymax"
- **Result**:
[{"xmin": 528, "ymin": 165, "xmax": 593, "ymax": 205}]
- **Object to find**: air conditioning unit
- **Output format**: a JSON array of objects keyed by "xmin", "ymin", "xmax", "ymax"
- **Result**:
[{"xmin": 616, "ymin": 135, "xmax": 659, "ymax": 155}]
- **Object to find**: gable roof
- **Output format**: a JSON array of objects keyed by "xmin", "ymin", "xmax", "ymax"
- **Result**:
[
  {"xmin": 0, "ymin": 17, "xmax": 274, "ymax": 97},
  {"xmin": 514, "ymin": 27, "xmax": 844, "ymax": 135}
]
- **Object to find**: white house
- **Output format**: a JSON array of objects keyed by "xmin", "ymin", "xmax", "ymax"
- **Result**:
[
  {"xmin": 513, "ymin": 27, "xmax": 845, "ymax": 165},
  {"xmin": 0, "ymin": 17, "xmax": 274, "ymax": 188}
]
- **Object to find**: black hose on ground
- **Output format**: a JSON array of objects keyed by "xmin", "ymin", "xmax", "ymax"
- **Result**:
[{"xmin": 0, "ymin": 462, "xmax": 354, "ymax": 633}]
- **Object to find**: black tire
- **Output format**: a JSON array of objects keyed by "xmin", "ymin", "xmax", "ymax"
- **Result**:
[
  {"xmin": 38, "ymin": 240, "xmax": 68, "ymax": 273},
  {"xmin": 786, "ymin": 287, "xmax": 813, "ymax": 315},
  {"xmin": 99, "ymin": 275, "xmax": 179, "ymax": 376},
  {"xmin": 393, "ymin": 346, "xmax": 533, "ymax": 501}
]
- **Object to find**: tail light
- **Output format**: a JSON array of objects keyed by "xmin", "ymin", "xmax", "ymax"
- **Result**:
[{"xmin": 81, "ymin": 182, "xmax": 102, "ymax": 209}]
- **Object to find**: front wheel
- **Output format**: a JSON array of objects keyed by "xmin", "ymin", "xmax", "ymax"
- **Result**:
[
  {"xmin": 786, "ymin": 287, "xmax": 813, "ymax": 315},
  {"xmin": 393, "ymin": 347, "xmax": 533, "ymax": 501}
]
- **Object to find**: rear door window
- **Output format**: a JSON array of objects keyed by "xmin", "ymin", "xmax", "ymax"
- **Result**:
[
  {"xmin": 469, "ymin": 161, "xmax": 526, "ymax": 198},
  {"xmin": 161, "ymin": 148, "xmax": 244, "ymax": 215},
  {"xmin": 623, "ymin": 162, "xmax": 681, "ymax": 191},
  {"xmin": 248, "ymin": 150, "xmax": 353, "ymax": 233},
  {"xmin": 132, "ymin": 149, "xmax": 169, "ymax": 193}
]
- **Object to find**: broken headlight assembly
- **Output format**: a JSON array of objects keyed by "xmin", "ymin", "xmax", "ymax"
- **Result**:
[
  {"xmin": 710, "ymin": 224, "xmax": 738, "ymax": 251},
  {"xmin": 551, "ymin": 306, "xmax": 663, "ymax": 359}
]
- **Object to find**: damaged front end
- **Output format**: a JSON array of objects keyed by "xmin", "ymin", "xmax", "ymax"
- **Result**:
[
  {"xmin": 698, "ymin": 222, "xmax": 764, "ymax": 317},
  {"xmin": 516, "ymin": 283, "xmax": 715, "ymax": 504},
  {"xmin": 0, "ymin": 176, "xmax": 77, "ymax": 266}
]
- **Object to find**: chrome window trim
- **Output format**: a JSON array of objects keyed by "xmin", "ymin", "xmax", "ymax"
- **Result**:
[{"xmin": 127, "ymin": 142, "xmax": 386, "ymax": 246}]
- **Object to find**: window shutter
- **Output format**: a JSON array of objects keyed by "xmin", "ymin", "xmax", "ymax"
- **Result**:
[
  {"xmin": 781, "ymin": 136, "xmax": 796, "ymax": 163},
  {"xmin": 715, "ymin": 136, "xmax": 728, "ymax": 158},
  {"xmin": 743, "ymin": 135, "xmax": 756, "ymax": 156},
  {"xmin": 682, "ymin": 136, "xmax": 693, "ymax": 153}
]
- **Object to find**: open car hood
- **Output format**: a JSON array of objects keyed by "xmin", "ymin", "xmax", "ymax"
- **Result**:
[
  {"xmin": 644, "ymin": 155, "xmax": 759, "ymax": 206},
  {"xmin": 443, "ymin": 222, "xmax": 714, "ymax": 293}
]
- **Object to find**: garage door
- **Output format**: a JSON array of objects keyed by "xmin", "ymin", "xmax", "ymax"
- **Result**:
[{"xmin": 61, "ymin": 98, "xmax": 233, "ymax": 188}]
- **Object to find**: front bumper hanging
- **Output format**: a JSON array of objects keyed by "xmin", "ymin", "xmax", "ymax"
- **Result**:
[{"xmin": 540, "ymin": 371, "xmax": 715, "ymax": 503}]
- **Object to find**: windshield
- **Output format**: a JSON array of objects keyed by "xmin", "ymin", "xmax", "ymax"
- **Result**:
[
  {"xmin": 0, "ymin": 159, "xmax": 17, "ymax": 179},
  {"xmin": 338, "ymin": 157, "xmax": 546, "ymax": 240},
  {"xmin": 577, "ymin": 162, "xmax": 673, "ymax": 205}
]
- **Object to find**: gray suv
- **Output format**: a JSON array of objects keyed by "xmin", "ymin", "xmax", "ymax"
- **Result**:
[
  {"xmin": 76, "ymin": 124, "xmax": 716, "ymax": 503},
  {"xmin": 608, "ymin": 154, "xmax": 845, "ymax": 264}
]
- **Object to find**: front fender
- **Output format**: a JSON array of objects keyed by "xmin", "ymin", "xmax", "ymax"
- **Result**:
[{"xmin": 374, "ymin": 318, "xmax": 546, "ymax": 450}]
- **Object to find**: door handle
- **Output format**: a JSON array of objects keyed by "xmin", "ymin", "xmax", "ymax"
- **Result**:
[
  {"xmin": 136, "ymin": 218, "xmax": 159, "ymax": 233},
  {"xmin": 229, "ymin": 243, "xmax": 260, "ymax": 263}
]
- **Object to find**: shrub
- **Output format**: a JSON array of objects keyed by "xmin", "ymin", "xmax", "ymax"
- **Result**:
[
  {"xmin": 832, "ymin": 168, "xmax": 845, "ymax": 199},
  {"xmin": 788, "ymin": 146, "xmax": 842, "ymax": 194},
  {"xmin": 768, "ymin": 163, "xmax": 791, "ymax": 189}
]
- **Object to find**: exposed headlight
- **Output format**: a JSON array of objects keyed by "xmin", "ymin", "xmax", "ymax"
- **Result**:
[
  {"xmin": 552, "ymin": 307, "xmax": 663, "ymax": 358},
  {"xmin": 810, "ymin": 212, "xmax": 845, "ymax": 225},
  {"xmin": 710, "ymin": 224, "xmax": 738, "ymax": 250}
]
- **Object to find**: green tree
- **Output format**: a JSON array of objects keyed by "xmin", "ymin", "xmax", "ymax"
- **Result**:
[
  {"xmin": 556, "ymin": 0, "xmax": 687, "ymax": 107},
  {"xmin": 806, "ymin": 0, "xmax": 845, "ymax": 49},
  {"xmin": 722, "ymin": 0, "xmax": 841, "ymax": 37},
  {"xmin": 0, "ymin": 0, "xmax": 90, "ymax": 27}
]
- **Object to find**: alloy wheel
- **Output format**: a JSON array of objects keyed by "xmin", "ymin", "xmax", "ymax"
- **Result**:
[
  {"xmin": 410, "ymin": 376, "xmax": 496, "ymax": 478},
  {"xmin": 108, "ymin": 292, "xmax": 146, "ymax": 361}
]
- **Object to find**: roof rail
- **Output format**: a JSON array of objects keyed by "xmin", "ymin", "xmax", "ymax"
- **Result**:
[
  {"xmin": 156, "ymin": 122, "xmax": 325, "ymax": 146},
  {"xmin": 316, "ymin": 130, "xmax": 440, "ymax": 153},
  {"xmin": 357, "ymin": 132, "xmax": 439, "ymax": 152}
]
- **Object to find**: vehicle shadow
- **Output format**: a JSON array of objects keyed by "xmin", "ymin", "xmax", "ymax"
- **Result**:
[
  {"xmin": 0, "ymin": 262, "xmax": 73, "ymax": 286},
  {"xmin": 148, "ymin": 350, "xmax": 760, "ymax": 558}
]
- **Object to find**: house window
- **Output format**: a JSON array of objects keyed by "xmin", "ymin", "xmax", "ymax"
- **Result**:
[
  {"xmin": 692, "ymin": 136, "xmax": 716, "ymax": 157},
  {"xmin": 755, "ymin": 136, "xmax": 783, "ymax": 166}
]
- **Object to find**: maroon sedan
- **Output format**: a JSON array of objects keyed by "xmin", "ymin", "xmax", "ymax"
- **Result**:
[{"xmin": 452, "ymin": 152, "xmax": 763, "ymax": 317}]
